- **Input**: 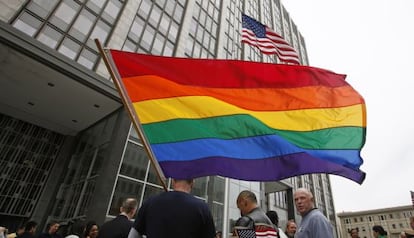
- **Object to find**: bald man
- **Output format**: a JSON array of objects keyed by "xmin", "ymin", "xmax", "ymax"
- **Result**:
[
  {"xmin": 99, "ymin": 198, "xmax": 138, "ymax": 238},
  {"xmin": 294, "ymin": 188, "xmax": 334, "ymax": 238},
  {"xmin": 129, "ymin": 179, "xmax": 216, "ymax": 238},
  {"xmin": 234, "ymin": 190, "xmax": 277, "ymax": 237}
]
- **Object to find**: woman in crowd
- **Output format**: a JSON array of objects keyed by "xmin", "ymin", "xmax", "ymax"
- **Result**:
[{"xmin": 83, "ymin": 222, "xmax": 98, "ymax": 238}]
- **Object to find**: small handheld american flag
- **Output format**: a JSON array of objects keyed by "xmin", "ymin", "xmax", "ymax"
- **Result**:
[
  {"xmin": 235, "ymin": 228, "xmax": 257, "ymax": 238},
  {"xmin": 235, "ymin": 224, "xmax": 278, "ymax": 238}
]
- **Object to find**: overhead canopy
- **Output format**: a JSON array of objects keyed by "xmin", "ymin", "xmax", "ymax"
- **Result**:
[{"xmin": 0, "ymin": 21, "xmax": 122, "ymax": 135}]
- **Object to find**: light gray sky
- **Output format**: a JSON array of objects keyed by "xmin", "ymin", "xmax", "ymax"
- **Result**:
[{"xmin": 281, "ymin": 0, "xmax": 414, "ymax": 212}]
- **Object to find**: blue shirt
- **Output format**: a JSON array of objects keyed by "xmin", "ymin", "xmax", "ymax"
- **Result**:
[{"xmin": 296, "ymin": 208, "xmax": 334, "ymax": 238}]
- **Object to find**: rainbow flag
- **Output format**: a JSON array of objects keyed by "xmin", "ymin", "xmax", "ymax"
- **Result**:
[{"xmin": 109, "ymin": 50, "xmax": 366, "ymax": 184}]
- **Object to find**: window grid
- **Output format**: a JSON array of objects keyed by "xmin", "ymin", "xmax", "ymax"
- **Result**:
[
  {"xmin": 223, "ymin": 0, "xmax": 242, "ymax": 59},
  {"xmin": 0, "ymin": 114, "xmax": 64, "ymax": 217},
  {"xmin": 184, "ymin": 0, "xmax": 220, "ymax": 58},
  {"xmin": 11, "ymin": 0, "xmax": 125, "ymax": 70},
  {"xmin": 124, "ymin": 0, "xmax": 185, "ymax": 56},
  {"xmin": 243, "ymin": 0, "xmax": 262, "ymax": 62}
]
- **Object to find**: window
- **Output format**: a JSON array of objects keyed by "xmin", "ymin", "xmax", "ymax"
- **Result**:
[
  {"xmin": 12, "ymin": 0, "xmax": 125, "ymax": 70},
  {"xmin": 37, "ymin": 25, "xmax": 62, "ymax": 48}
]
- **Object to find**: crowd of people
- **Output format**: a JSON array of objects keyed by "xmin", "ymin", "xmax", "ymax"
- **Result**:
[{"xmin": 1, "ymin": 183, "xmax": 413, "ymax": 238}]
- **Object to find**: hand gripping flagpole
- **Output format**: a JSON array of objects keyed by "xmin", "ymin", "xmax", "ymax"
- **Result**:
[{"xmin": 94, "ymin": 39, "xmax": 168, "ymax": 191}]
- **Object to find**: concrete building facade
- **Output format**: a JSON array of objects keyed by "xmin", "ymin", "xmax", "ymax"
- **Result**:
[
  {"xmin": 337, "ymin": 205, "xmax": 414, "ymax": 238},
  {"xmin": 0, "ymin": 0, "xmax": 336, "ymax": 236}
]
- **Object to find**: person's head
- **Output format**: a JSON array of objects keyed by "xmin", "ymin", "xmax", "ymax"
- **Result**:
[
  {"xmin": 349, "ymin": 228, "xmax": 359, "ymax": 238},
  {"xmin": 24, "ymin": 221, "xmax": 37, "ymax": 234},
  {"xmin": 285, "ymin": 219, "xmax": 297, "ymax": 237},
  {"xmin": 294, "ymin": 188, "xmax": 315, "ymax": 216},
  {"xmin": 46, "ymin": 221, "xmax": 59, "ymax": 235},
  {"xmin": 236, "ymin": 190, "xmax": 258, "ymax": 216},
  {"xmin": 372, "ymin": 225, "xmax": 387, "ymax": 237},
  {"xmin": 410, "ymin": 216, "xmax": 414, "ymax": 229},
  {"xmin": 16, "ymin": 225, "xmax": 25, "ymax": 235},
  {"xmin": 120, "ymin": 198, "xmax": 138, "ymax": 219},
  {"xmin": 172, "ymin": 179, "xmax": 194, "ymax": 193},
  {"xmin": 83, "ymin": 221, "xmax": 98, "ymax": 238},
  {"xmin": 266, "ymin": 210, "xmax": 279, "ymax": 227},
  {"xmin": 69, "ymin": 220, "xmax": 85, "ymax": 236}
]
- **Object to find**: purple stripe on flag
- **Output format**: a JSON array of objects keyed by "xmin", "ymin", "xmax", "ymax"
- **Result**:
[{"xmin": 159, "ymin": 152, "xmax": 365, "ymax": 183}]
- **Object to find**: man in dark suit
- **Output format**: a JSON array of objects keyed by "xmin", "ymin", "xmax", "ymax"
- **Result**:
[
  {"xmin": 98, "ymin": 198, "xmax": 138, "ymax": 238},
  {"xmin": 128, "ymin": 179, "xmax": 216, "ymax": 238}
]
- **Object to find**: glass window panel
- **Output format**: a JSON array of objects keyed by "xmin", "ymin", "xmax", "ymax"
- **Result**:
[
  {"xmin": 168, "ymin": 21, "xmax": 178, "ymax": 42},
  {"xmin": 165, "ymin": 1, "xmax": 175, "ymax": 16},
  {"xmin": 119, "ymin": 142, "xmax": 148, "ymax": 180},
  {"xmin": 212, "ymin": 203, "xmax": 224, "ymax": 232},
  {"xmin": 201, "ymin": 48, "xmax": 208, "ymax": 58},
  {"xmin": 203, "ymin": 33, "xmax": 209, "ymax": 46},
  {"xmin": 193, "ymin": 43, "xmax": 201, "ymax": 57},
  {"xmin": 195, "ymin": 27, "xmax": 203, "ymax": 42},
  {"xmin": 189, "ymin": 18, "xmax": 197, "ymax": 36},
  {"xmin": 201, "ymin": 0, "xmax": 207, "ymax": 9},
  {"xmin": 102, "ymin": 0, "xmax": 122, "ymax": 24},
  {"xmin": 184, "ymin": 39, "xmax": 193, "ymax": 55},
  {"xmin": 206, "ymin": 17, "xmax": 212, "ymax": 32},
  {"xmin": 208, "ymin": 2, "xmax": 215, "ymax": 15},
  {"xmin": 130, "ymin": 17, "xmax": 145, "ymax": 41},
  {"xmin": 58, "ymin": 37, "xmax": 80, "ymax": 59},
  {"xmin": 91, "ymin": 144, "xmax": 107, "ymax": 176},
  {"xmin": 164, "ymin": 41, "xmax": 173, "ymax": 56},
  {"xmin": 173, "ymin": 4, "xmax": 184, "ymax": 21},
  {"xmin": 147, "ymin": 164, "xmax": 164, "ymax": 186},
  {"xmin": 50, "ymin": 0, "xmax": 79, "ymax": 30},
  {"xmin": 153, "ymin": 33, "xmax": 164, "ymax": 54},
  {"xmin": 192, "ymin": 177, "xmax": 207, "ymax": 199},
  {"xmin": 86, "ymin": 0, "xmax": 105, "ymax": 13},
  {"xmin": 136, "ymin": 47, "xmax": 147, "ymax": 54},
  {"xmin": 123, "ymin": 39, "xmax": 137, "ymax": 52},
  {"xmin": 77, "ymin": 48, "xmax": 98, "ymax": 69},
  {"xmin": 138, "ymin": 0, "xmax": 152, "ymax": 19},
  {"xmin": 89, "ymin": 20, "xmax": 110, "ymax": 46},
  {"xmin": 149, "ymin": 5, "xmax": 162, "ymax": 27},
  {"xmin": 199, "ymin": 11, "xmax": 206, "ymax": 25},
  {"xmin": 155, "ymin": 0, "xmax": 166, "ymax": 8},
  {"xmin": 27, "ymin": 0, "xmax": 58, "ymax": 18},
  {"xmin": 37, "ymin": 25, "xmax": 62, "ymax": 49},
  {"xmin": 13, "ymin": 13, "xmax": 42, "ymax": 37},
  {"xmin": 128, "ymin": 125, "xmax": 142, "ymax": 143},
  {"xmin": 211, "ymin": 176, "xmax": 225, "ymax": 202},
  {"xmin": 108, "ymin": 177, "xmax": 143, "ymax": 216},
  {"xmin": 142, "ymin": 184, "xmax": 163, "ymax": 203},
  {"xmin": 212, "ymin": 23, "xmax": 217, "ymax": 36},
  {"xmin": 214, "ymin": 8, "xmax": 219, "ymax": 20},
  {"xmin": 141, "ymin": 25, "xmax": 155, "ymax": 51},
  {"xmin": 159, "ymin": 14, "xmax": 170, "ymax": 35},
  {"xmin": 70, "ymin": 9, "xmax": 96, "ymax": 41},
  {"xmin": 209, "ymin": 37, "xmax": 216, "ymax": 51}
]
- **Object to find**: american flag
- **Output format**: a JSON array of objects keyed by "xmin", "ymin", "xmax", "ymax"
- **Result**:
[
  {"xmin": 235, "ymin": 229, "xmax": 257, "ymax": 238},
  {"xmin": 241, "ymin": 13, "xmax": 300, "ymax": 65},
  {"xmin": 235, "ymin": 225, "xmax": 278, "ymax": 238}
]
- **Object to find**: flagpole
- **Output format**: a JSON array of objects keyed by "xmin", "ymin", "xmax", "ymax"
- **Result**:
[{"xmin": 94, "ymin": 39, "xmax": 168, "ymax": 191}]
